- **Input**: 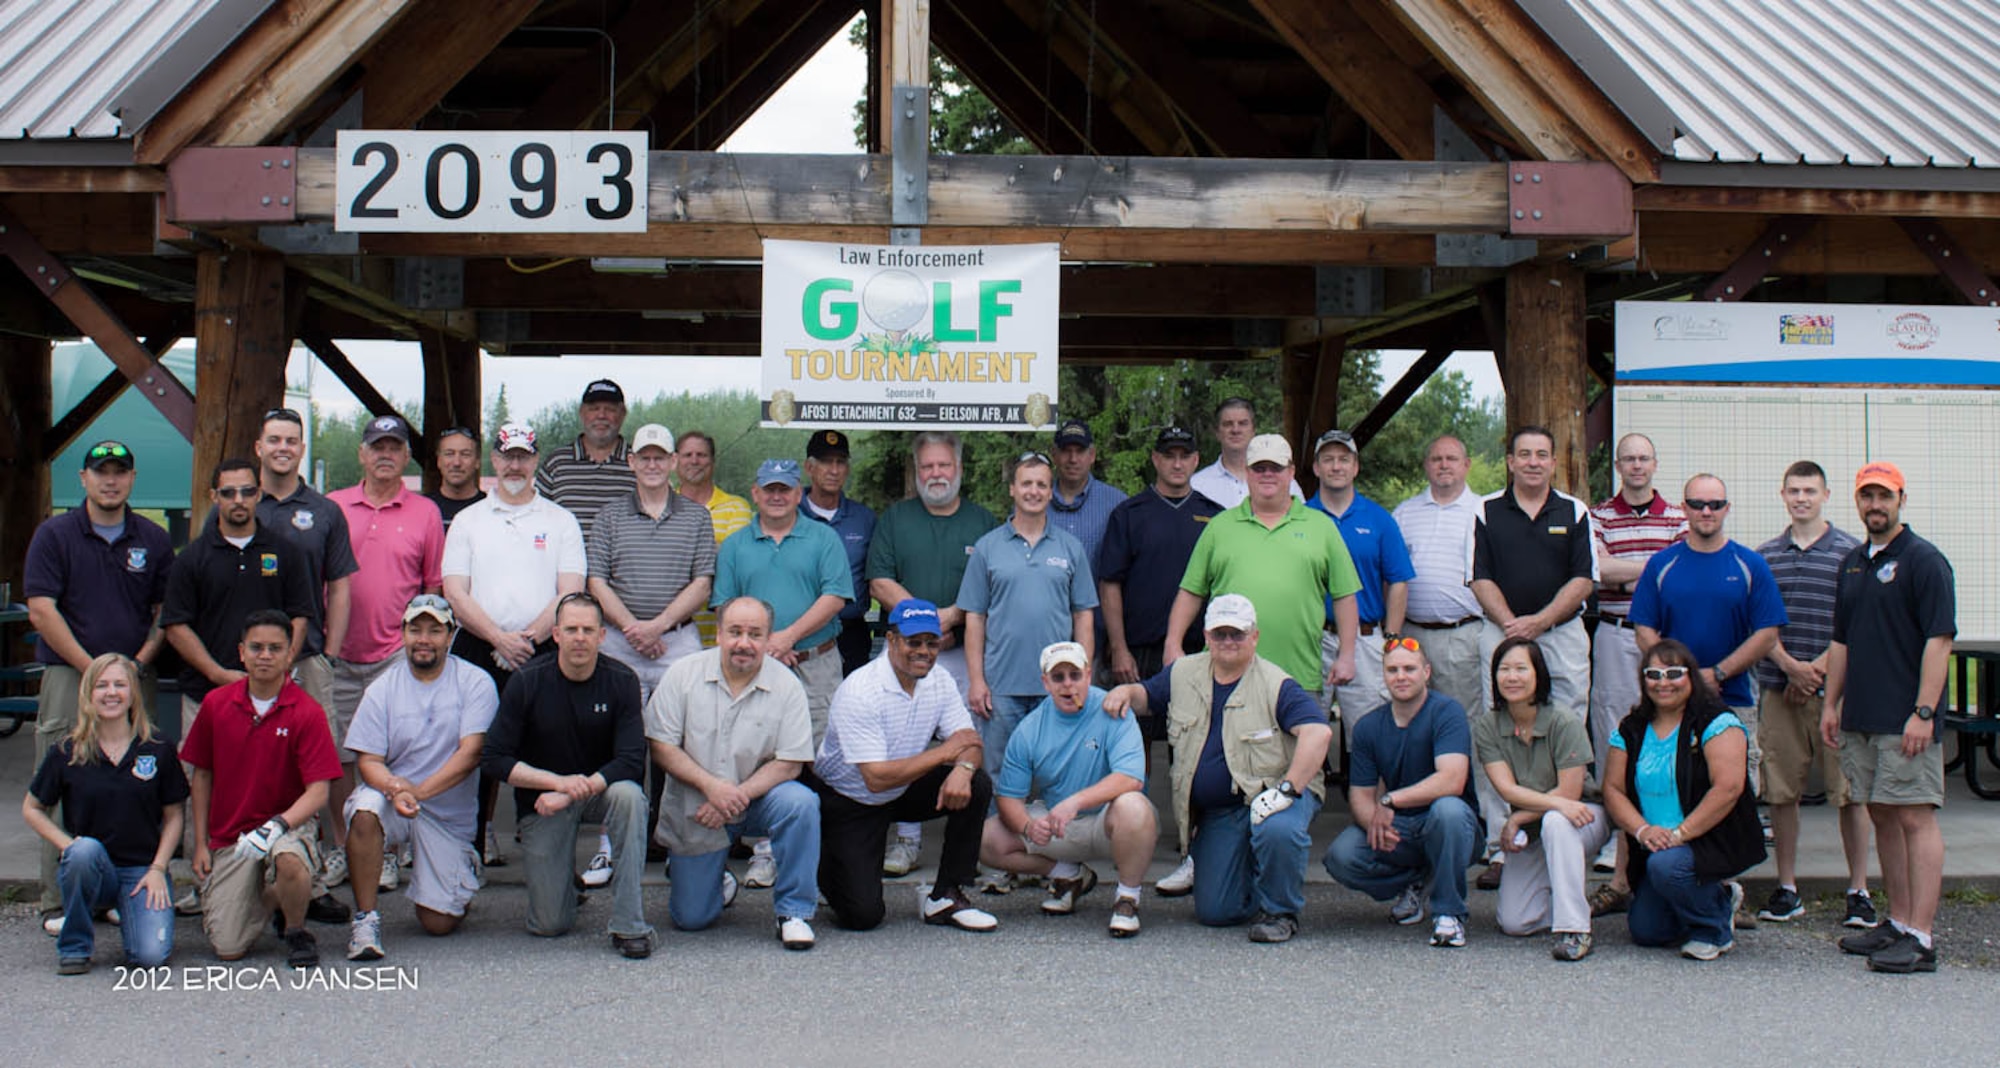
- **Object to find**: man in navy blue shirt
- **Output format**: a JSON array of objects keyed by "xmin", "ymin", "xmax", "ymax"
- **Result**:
[
  {"xmin": 1323, "ymin": 638, "xmax": 1479, "ymax": 948},
  {"xmin": 800, "ymin": 430, "xmax": 876, "ymax": 676}
]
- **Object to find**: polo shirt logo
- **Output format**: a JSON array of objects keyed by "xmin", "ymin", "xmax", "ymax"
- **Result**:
[
  {"xmin": 133, "ymin": 755, "xmax": 157, "ymax": 781},
  {"xmin": 1548, "ymin": 526, "xmax": 1568, "ymax": 534},
  {"xmin": 126, "ymin": 547, "xmax": 148, "ymax": 571},
  {"xmin": 292, "ymin": 510, "xmax": 314, "ymax": 531},
  {"xmin": 534, "ymin": 533, "xmax": 548, "ymax": 550},
  {"xmin": 1047, "ymin": 556, "xmax": 1071, "ymax": 570},
  {"xmin": 1878, "ymin": 561, "xmax": 1898, "ymax": 583},
  {"xmin": 593, "ymin": 703, "xmax": 608, "ymax": 714},
  {"xmin": 260, "ymin": 553, "xmax": 278, "ymax": 576},
  {"xmin": 275, "ymin": 726, "xmax": 290, "ymax": 737}
]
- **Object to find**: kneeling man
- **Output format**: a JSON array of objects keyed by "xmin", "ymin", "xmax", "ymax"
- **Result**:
[
  {"xmin": 649, "ymin": 597, "xmax": 821, "ymax": 950},
  {"xmin": 980, "ymin": 642, "xmax": 1157, "ymax": 937},
  {"xmin": 342, "ymin": 594, "xmax": 498, "ymax": 960},
  {"xmin": 1104, "ymin": 594, "xmax": 1331, "ymax": 944},
  {"xmin": 1323, "ymin": 638, "xmax": 1479, "ymax": 948}
]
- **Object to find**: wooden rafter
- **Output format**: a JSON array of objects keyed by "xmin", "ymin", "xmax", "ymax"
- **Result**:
[
  {"xmin": 1383, "ymin": 0, "xmax": 1596, "ymax": 164},
  {"xmin": 646, "ymin": 0, "xmax": 861, "ymax": 151},
  {"xmin": 1249, "ymin": 0, "xmax": 1442, "ymax": 161},
  {"xmin": 932, "ymin": 0, "xmax": 1153, "ymax": 156},
  {"xmin": 136, "ymin": 0, "xmax": 344, "ymax": 163},
  {"xmin": 514, "ymin": 0, "xmax": 697, "ymax": 131},
  {"xmin": 356, "ymin": 0, "xmax": 541, "ymax": 128},
  {"xmin": 1088, "ymin": 0, "xmax": 1287, "ymax": 157}
]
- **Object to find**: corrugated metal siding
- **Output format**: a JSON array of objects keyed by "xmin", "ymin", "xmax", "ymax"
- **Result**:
[
  {"xmin": 0, "ymin": 0, "xmax": 223, "ymax": 140},
  {"xmin": 1564, "ymin": 0, "xmax": 2000, "ymax": 168}
]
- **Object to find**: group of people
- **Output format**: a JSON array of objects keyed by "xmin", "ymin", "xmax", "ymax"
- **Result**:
[{"xmin": 19, "ymin": 385, "xmax": 1955, "ymax": 977}]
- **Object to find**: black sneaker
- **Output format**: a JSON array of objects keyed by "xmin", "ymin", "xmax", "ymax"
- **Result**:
[
  {"xmin": 613, "ymin": 933, "xmax": 653, "ymax": 960},
  {"xmin": 1843, "ymin": 889, "xmax": 1880, "ymax": 929},
  {"xmin": 306, "ymin": 892, "xmax": 351, "ymax": 924},
  {"xmin": 1757, "ymin": 886, "xmax": 1804, "ymax": 922},
  {"xmin": 1247, "ymin": 912, "xmax": 1298, "ymax": 944},
  {"xmin": 1866, "ymin": 932, "xmax": 1937, "ymax": 974},
  {"xmin": 1839, "ymin": 924, "xmax": 1902, "ymax": 956},
  {"xmin": 284, "ymin": 927, "xmax": 319, "ymax": 969}
]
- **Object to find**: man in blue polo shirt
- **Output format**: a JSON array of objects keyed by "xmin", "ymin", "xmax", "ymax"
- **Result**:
[
  {"xmin": 1049, "ymin": 419, "xmax": 1128, "ymax": 569},
  {"xmin": 799, "ymin": 430, "xmax": 876, "ymax": 676},
  {"xmin": 23, "ymin": 440, "xmax": 175, "ymax": 921},
  {"xmin": 1305, "ymin": 428, "xmax": 1414, "ymax": 749}
]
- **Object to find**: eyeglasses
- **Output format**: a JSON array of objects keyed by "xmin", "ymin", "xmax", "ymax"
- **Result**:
[
  {"xmin": 214, "ymin": 486, "xmax": 258, "ymax": 500},
  {"xmin": 1206, "ymin": 628, "xmax": 1250, "ymax": 645},
  {"xmin": 263, "ymin": 408, "xmax": 304, "ymax": 426},
  {"xmin": 1642, "ymin": 666, "xmax": 1691, "ymax": 682},
  {"xmin": 87, "ymin": 443, "xmax": 131, "ymax": 461},
  {"xmin": 1684, "ymin": 499, "xmax": 1729, "ymax": 513},
  {"xmin": 1383, "ymin": 636, "xmax": 1421, "ymax": 654}
]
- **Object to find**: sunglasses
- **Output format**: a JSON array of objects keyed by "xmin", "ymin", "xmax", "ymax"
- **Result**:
[
  {"xmin": 214, "ymin": 486, "xmax": 259, "ymax": 500},
  {"xmin": 407, "ymin": 593, "xmax": 451, "ymax": 612},
  {"xmin": 263, "ymin": 407, "xmax": 305, "ymax": 426},
  {"xmin": 1206, "ymin": 628, "xmax": 1250, "ymax": 644},
  {"xmin": 1642, "ymin": 666, "xmax": 1692, "ymax": 681},
  {"xmin": 1383, "ymin": 636, "xmax": 1421, "ymax": 654},
  {"xmin": 87, "ymin": 443, "xmax": 132, "ymax": 461},
  {"xmin": 1684, "ymin": 499, "xmax": 1729, "ymax": 513},
  {"xmin": 1016, "ymin": 451, "xmax": 1051, "ymax": 465}
]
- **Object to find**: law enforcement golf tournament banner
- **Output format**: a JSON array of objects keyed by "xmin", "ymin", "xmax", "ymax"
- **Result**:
[{"xmin": 760, "ymin": 239, "xmax": 1060, "ymax": 430}]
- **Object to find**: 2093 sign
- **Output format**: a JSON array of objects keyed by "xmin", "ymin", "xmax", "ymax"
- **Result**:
[{"xmin": 334, "ymin": 131, "xmax": 649, "ymax": 233}]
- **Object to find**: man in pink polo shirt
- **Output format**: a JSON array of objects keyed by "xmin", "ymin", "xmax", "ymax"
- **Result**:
[{"xmin": 324, "ymin": 413, "xmax": 445, "ymax": 892}]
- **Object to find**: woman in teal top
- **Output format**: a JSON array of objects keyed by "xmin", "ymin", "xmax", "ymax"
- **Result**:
[{"xmin": 1603, "ymin": 639, "xmax": 1764, "ymax": 961}]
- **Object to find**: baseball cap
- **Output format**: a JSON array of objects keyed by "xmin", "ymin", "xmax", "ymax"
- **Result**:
[
  {"xmin": 580, "ymin": 379, "xmax": 625, "ymax": 405},
  {"xmin": 1053, "ymin": 420, "xmax": 1093, "ymax": 448},
  {"xmin": 402, "ymin": 593, "xmax": 455, "ymax": 628},
  {"xmin": 361, "ymin": 413, "xmax": 413, "ymax": 446},
  {"xmin": 1854, "ymin": 461, "xmax": 1904, "ymax": 493},
  {"xmin": 807, "ymin": 429, "xmax": 851, "ymax": 459},
  {"xmin": 82, "ymin": 440, "xmax": 135, "ymax": 471},
  {"xmin": 495, "ymin": 422, "xmax": 538, "ymax": 454},
  {"xmin": 1204, "ymin": 593, "xmax": 1257, "ymax": 632},
  {"xmin": 1039, "ymin": 641, "xmax": 1089, "ymax": 675},
  {"xmin": 1313, "ymin": 428, "xmax": 1357, "ymax": 455},
  {"xmin": 755, "ymin": 458, "xmax": 802, "ymax": 488},
  {"xmin": 1244, "ymin": 434, "xmax": 1292, "ymax": 468},
  {"xmin": 1154, "ymin": 425, "xmax": 1197, "ymax": 452},
  {"xmin": 632, "ymin": 424, "xmax": 675, "ymax": 454},
  {"xmin": 886, "ymin": 599, "xmax": 942, "ymax": 637}
]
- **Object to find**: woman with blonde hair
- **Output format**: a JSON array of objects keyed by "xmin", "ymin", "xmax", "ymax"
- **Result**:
[{"xmin": 22, "ymin": 653, "xmax": 187, "ymax": 974}]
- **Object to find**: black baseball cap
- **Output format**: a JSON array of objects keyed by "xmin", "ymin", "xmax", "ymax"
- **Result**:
[
  {"xmin": 1154, "ymin": 426, "xmax": 1197, "ymax": 452},
  {"xmin": 83, "ymin": 440, "xmax": 135, "ymax": 470},
  {"xmin": 807, "ymin": 429, "xmax": 851, "ymax": 459},
  {"xmin": 580, "ymin": 379, "xmax": 625, "ymax": 405},
  {"xmin": 1053, "ymin": 420, "xmax": 1093, "ymax": 447}
]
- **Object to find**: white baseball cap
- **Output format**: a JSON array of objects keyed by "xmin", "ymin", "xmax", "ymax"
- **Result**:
[
  {"xmin": 1204, "ymin": 593, "xmax": 1257, "ymax": 632},
  {"xmin": 1040, "ymin": 641, "xmax": 1090, "ymax": 674},
  {"xmin": 1244, "ymin": 434, "xmax": 1292, "ymax": 468},
  {"xmin": 632, "ymin": 424, "xmax": 675, "ymax": 454}
]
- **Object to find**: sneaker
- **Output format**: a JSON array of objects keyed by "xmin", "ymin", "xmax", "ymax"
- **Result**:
[
  {"xmin": 1390, "ymin": 881, "xmax": 1427, "ymax": 926},
  {"xmin": 1591, "ymin": 839, "xmax": 1617, "ymax": 874},
  {"xmin": 1248, "ymin": 912, "xmax": 1298, "ymax": 944},
  {"xmin": 580, "ymin": 850, "xmax": 614, "ymax": 889},
  {"xmin": 922, "ymin": 887, "xmax": 999, "ymax": 931},
  {"xmin": 57, "ymin": 957, "xmax": 90, "ymax": 976},
  {"xmin": 347, "ymin": 910, "xmax": 384, "ymax": 962},
  {"xmin": 1552, "ymin": 931, "xmax": 1593, "ymax": 961},
  {"xmin": 379, "ymin": 852, "xmax": 401, "ymax": 892},
  {"xmin": 1430, "ymin": 915, "xmax": 1467, "ymax": 948},
  {"xmin": 1041, "ymin": 865, "xmax": 1099, "ymax": 915},
  {"xmin": 882, "ymin": 836, "xmax": 920, "ymax": 877},
  {"xmin": 1108, "ymin": 897, "xmax": 1141, "ymax": 938},
  {"xmin": 1475, "ymin": 860, "xmax": 1503, "ymax": 891},
  {"xmin": 745, "ymin": 851, "xmax": 777, "ymax": 890},
  {"xmin": 1866, "ymin": 932, "xmax": 1938, "ymax": 974},
  {"xmin": 306, "ymin": 892, "xmax": 351, "ymax": 925},
  {"xmin": 398, "ymin": 845, "xmax": 413, "ymax": 869},
  {"xmin": 974, "ymin": 869, "xmax": 1016, "ymax": 895},
  {"xmin": 1680, "ymin": 939, "xmax": 1733, "ymax": 961},
  {"xmin": 322, "ymin": 846, "xmax": 349, "ymax": 887},
  {"xmin": 612, "ymin": 932, "xmax": 653, "ymax": 960},
  {"xmin": 1839, "ymin": 924, "xmax": 1903, "ymax": 956},
  {"xmin": 1843, "ymin": 889, "xmax": 1881, "ymax": 929},
  {"xmin": 1727, "ymin": 880, "xmax": 1756, "ymax": 930},
  {"xmin": 103, "ymin": 907, "xmax": 120, "ymax": 927},
  {"xmin": 1587, "ymin": 883, "xmax": 1631, "ymax": 917},
  {"xmin": 174, "ymin": 886, "xmax": 203, "ymax": 916},
  {"xmin": 721, "ymin": 869, "xmax": 739, "ymax": 909},
  {"xmin": 481, "ymin": 828, "xmax": 508, "ymax": 867},
  {"xmin": 777, "ymin": 915, "xmax": 816, "ymax": 951},
  {"xmin": 41, "ymin": 912, "xmax": 62, "ymax": 937},
  {"xmin": 1758, "ymin": 886, "xmax": 1804, "ymax": 923},
  {"xmin": 284, "ymin": 926, "xmax": 320, "ymax": 969},
  {"xmin": 1155, "ymin": 854, "xmax": 1195, "ymax": 897}
]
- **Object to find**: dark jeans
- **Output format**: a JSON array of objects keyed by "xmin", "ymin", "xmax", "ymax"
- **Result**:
[
  {"xmin": 806, "ymin": 764, "xmax": 992, "ymax": 931},
  {"xmin": 837, "ymin": 618, "xmax": 874, "ymax": 678},
  {"xmin": 452, "ymin": 632, "xmax": 553, "ymax": 844}
]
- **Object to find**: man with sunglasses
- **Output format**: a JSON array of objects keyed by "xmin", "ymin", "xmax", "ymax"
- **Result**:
[{"xmin": 24, "ymin": 440, "xmax": 175, "ymax": 922}]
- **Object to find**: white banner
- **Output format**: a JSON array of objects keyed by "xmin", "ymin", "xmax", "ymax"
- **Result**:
[
  {"xmin": 759, "ymin": 239, "xmax": 1061, "ymax": 429},
  {"xmin": 335, "ymin": 131, "xmax": 648, "ymax": 233},
  {"xmin": 1615, "ymin": 300, "xmax": 2000, "ymax": 385}
]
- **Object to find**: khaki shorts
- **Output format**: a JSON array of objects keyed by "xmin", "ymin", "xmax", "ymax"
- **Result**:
[
  {"xmin": 330, "ymin": 652, "xmax": 404, "ymax": 757},
  {"xmin": 203, "ymin": 817, "xmax": 321, "ymax": 958},
  {"xmin": 1840, "ymin": 731, "xmax": 1945, "ymax": 808},
  {"xmin": 1758, "ymin": 689, "xmax": 1848, "ymax": 806},
  {"xmin": 1021, "ymin": 803, "xmax": 1115, "ymax": 863},
  {"xmin": 291, "ymin": 654, "xmax": 346, "ymax": 761}
]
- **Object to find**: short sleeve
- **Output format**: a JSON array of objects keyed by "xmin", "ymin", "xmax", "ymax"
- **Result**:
[
  {"xmin": 1627, "ymin": 551, "xmax": 1665, "ymax": 630},
  {"xmin": 1431, "ymin": 698, "xmax": 1472, "ymax": 759},
  {"xmin": 1105, "ymin": 712, "xmax": 1146, "ymax": 783},
  {"xmin": 771, "ymin": 681, "xmax": 816, "ymax": 763},
  {"xmin": 1378, "ymin": 511, "xmax": 1417, "ymax": 584},
  {"xmin": 1178, "ymin": 526, "xmax": 1216, "ymax": 596},
  {"xmin": 1915, "ymin": 549, "xmax": 1958, "ymax": 639},
  {"xmin": 863, "ymin": 514, "xmax": 899, "ymax": 582},
  {"xmin": 955, "ymin": 542, "xmax": 993, "ymax": 615},
  {"xmin": 555, "ymin": 510, "xmax": 587, "ymax": 577},
  {"xmin": 457, "ymin": 666, "xmax": 499, "ymax": 737},
  {"xmin": 829, "ymin": 688, "xmax": 890, "ymax": 764},
  {"xmin": 1700, "ymin": 712, "xmax": 1746, "ymax": 745},
  {"xmin": 343, "ymin": 677, "xmax": 391, "ymax": 757},
  {"xmin": 711, "ymin": 533, "xmax": 745, "ymax": 606},
  {"xmin": 1471, "ymin": 713, "xmax": 1502, "ymax": 768},
  {"xmin": 442, "ymin": 516, "xmax": 472, "ymax": 578},
  {"xmin": 1272, "ymin": 679, "xmax": 1327, "ymax": 733},
  {"xmin": 1548, "ymin": 710, "xmax": 1592, "ymax": 771},
  {"xmin": 644, "ymin": 662, "xmax": 690, "ymax": 744},
  {"xmin": 27, "ymin": 744, "xmax": 67, "ymax": 806},
  {"xmin": 323, "ymin": 506, "xmax": 359, "ymax": 581}
]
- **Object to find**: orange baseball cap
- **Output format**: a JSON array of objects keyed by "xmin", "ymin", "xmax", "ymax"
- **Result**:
[{"xmin": 1854, "ymin": 461, "xmax": 1904, "ymax": 493}]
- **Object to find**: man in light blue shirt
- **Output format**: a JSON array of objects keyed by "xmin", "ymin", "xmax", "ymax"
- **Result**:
[{"xmin": 1305, "ymin": 428, "xmax": 1415, "ymax": 747}]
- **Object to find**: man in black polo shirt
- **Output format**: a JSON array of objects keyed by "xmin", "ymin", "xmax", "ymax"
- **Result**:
[
  {"xmin": 1822, "ymin": 462, "xmax": 1955, "ymax": 974},
  {"xmin": 1470, "ymin": 425, "xmax": 1596, "ymax": 884},
  {"xmin": 23, "ymin": 439, "xmax": 175, "ymax": 919},
  {"xmin": 427, "ymin": 426, "xmax": 487, "ymax": 530}
]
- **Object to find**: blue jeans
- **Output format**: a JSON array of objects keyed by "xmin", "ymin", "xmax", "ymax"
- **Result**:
[
  {"xmin": 1188, "ymin": 792, "xmax": 1321, "ymax": 925},
  {"xmin": 57, "ymin": 837, "xmax": 174, "ymax": 966},
  {"xmin": 1322, "ymin": 795, "xmax": 1479, "ymax": 920},
  {"xmin": 979, "ymin": 695, "xmax": 1038, "ymax": 813},
  {"xmin": 1627, "ymin": 845, "xmax": 1732, "ymax": 948},
  {"xmin": 669, "ymin": 781, "xmax": 821, "ymax": 929}
]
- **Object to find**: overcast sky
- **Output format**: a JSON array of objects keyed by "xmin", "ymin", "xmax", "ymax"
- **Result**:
[{"xmin": 306, "ymin": 17, "xmax": 1502, "ymax": 419}]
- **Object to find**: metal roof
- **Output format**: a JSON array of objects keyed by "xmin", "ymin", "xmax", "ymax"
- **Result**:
[
  {"xmin": 0, "ymin": 0, "xmax": 267, "ymax": 143},
  {"xmin": 1526, "ymin": 0, "xmax": 2000, "ymax": 171}
]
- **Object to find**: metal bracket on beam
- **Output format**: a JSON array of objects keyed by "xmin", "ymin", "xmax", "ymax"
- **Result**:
[
  {"xmin": 1894, "ymin": 218, "xmax": 2000, "ymax": 306},
  {"xmin": 394, "ymin": 258, "xmax": 465, "ymax": 310},
  {"xmin": 1505, "ymin": 162, "xmax": 1633, "ymax": 238},
  {"xmin": 256, "ymin": 221, "xmax": 358, "ymax": 255},
  {"xmin": 164, "ymin": 146, "xmax": 299, "ymax": 226},
  {"xmin": 1315, "ymin": 268, "xmax": 1384, "ymax": 317},
  {"xmin": 891, "ymin": 83, "xmax": 930, "ymax": 230},
  {"xmin": 1433, "ymin": 111, "xmax": 1534, "ymax": 268},
  {"xmin": 1699, "ymin": 216, "xmax": 1818, "ymax": 301}
]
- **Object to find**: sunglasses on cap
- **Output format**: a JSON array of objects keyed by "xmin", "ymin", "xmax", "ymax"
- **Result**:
[
  {"xmin": 1642, "ymin": 666, "xmax": 1691, "ymax": 681},
  {"xmin": 87, "ymin": 443, "xmax": 132, "ymax": 462},
  {"xmin": 437, "ymin": 426, "xmax": 479, "ymax": 444},
  {"xmin": 1016, "ymin": 451, "xmax": 1051, "ymax": 465},
  {"xmin": 1383, "ymin": 636, "xmax": 1421, "ymax": 654},
  {"xmin": 263, "ymin": 407, "xmax": 304, "ymax": 425}
]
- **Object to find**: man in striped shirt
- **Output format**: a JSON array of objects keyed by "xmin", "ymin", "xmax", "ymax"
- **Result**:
[
  {"xmin": 1391, "ymin": 436, "xmax": 1485, "ymax": 737},
  {"xmin": 537, "ymin": 379, "xmax": 636, "ymax": 538}
]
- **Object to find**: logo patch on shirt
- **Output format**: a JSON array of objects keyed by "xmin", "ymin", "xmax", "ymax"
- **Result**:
[
  {"xmin": 275, "ymin": 726, "xmax": 290, "ymax": 738},
  {"xmin": 260, "ymin": 553, "xmax": 278, "ymax": 576},
  {"xmin": 1878, "ymin": 561, "xmax": 1898, "ymax": 583},
  {"xmin": 133, "ymin": 755, "xmax": 157, "ymax": 781},
  {"xmin": 291, "ymin": 510, "xmax": 315, "ymax": 532},
  {"xmin": 125, "ymin": 547, "xmax": 148, "ymax": 571},
  {"xmin": 533, "ymin": 533, "xmax": 548, "ymax": 551},
  {"xmin": 592, "ymin": 702, "xmax": 608, "ymax": 714},
  {"xmin": 1046, "ymin": 556, "xmax": 1071, "ymax": 570},
  {"xmin": 1548, "ymin": 526, "xmax": 1568, "ymax": 535}
]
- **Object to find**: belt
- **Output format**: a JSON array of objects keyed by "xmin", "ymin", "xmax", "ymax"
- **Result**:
[
  {"xmin": 1408, "ymin": 616, "xmax": 1481, "ymax": 630},
  {"xmin": 1601, "ymin": 614, "xmax": 1637, "ymax": 630},
  {"xmin": 792, "ymin": 638, "xmax": 839, "ymax": 663},
  {"xmin": 1325, "ymin": 621, "xmax": 1378, "ymax": 636}
]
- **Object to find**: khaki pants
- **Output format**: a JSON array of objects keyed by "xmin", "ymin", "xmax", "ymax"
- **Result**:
[{"xmin": 203, "ymin": 818, "xmax": 321, "ymax": 959}]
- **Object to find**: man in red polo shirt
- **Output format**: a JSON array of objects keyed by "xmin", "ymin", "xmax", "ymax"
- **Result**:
[{"xmin": 181, "ymin": 610, "xmax": 344, "ymax": 968}]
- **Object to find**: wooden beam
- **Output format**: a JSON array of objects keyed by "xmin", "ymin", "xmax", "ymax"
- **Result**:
[
  {"xmin": 878, "ymin": 0, "xmax": 930, "ymax": 153},
  {"xmin": 1634, "ymin": 184, "xmax": 2000, "ymax": 219},
  {"xmin": 1503, "ymin": 258, "xmax": 1587, "ymax": 496},
  {"xmin": 0, "ymin": 336, "xmax": 52, "ymax": 591},
  {"xmin": 1304, "ymin": 334, "xmax": 1346, "ymax": 455},
  {"xmin": 356, "ymin": 0, "xmax": 540, "ymax": 129},
  {"xmin": 1895, "ymin": 217, "xmax": 2000, "ymax": 306},
  {"xmin": 200, "ymin": 0, "xmax": 422, "ymax": 149},
  {"xmin": 1352, "ymin": 346, "xmax": 1449, "ymax": 447},
  {"xmin": 1249, "ymin": 0, "xmax": 1440, "ymax": 161},
  {"xmin": 0, "ymin": 168, "xmax": 166, "ymax": 194},
  {"xmin": 647, "ymin": 0, "xmax": 860, "ymax": 151},
  {"xmin": 136, "ymin": 0, "xmax": 345, "ymax": 163},
  {"xmin": 1384, "ymin": 0, "xmax": 1595, "ymax": 163},
  {"xmin": 1282, "ymin": 337, "xmax": 1323, "ymax": 469},
  {"xmin": 1636, "ymin": 212, "xmax": 2000, "ymax": 276},
  {"xmin": 0, "ymin": 194, "xmax": 158, "ymax": 256},
  {"xmin": 1698, "ymin": 217, "xmax": 1818, "ymax": 302},
  {"xmin": 192, "ymin": 250, "xmax": 292, "ymax": 524},
  {"xmin": 932, "ymin": 0, "xmax": 1154, "ymax": 156},
  {"xmin": 515, "ymin": 1, "xmax": 691, "ymax": 131},
  {"xmin": 1079, "ymin": 0, "xmax": 1288, "ymax": 157}
]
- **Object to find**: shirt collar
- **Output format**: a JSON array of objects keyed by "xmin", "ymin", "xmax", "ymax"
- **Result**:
[{"xmin": 571, "ymin": 436, "xmax": 629, "ymax": 464}]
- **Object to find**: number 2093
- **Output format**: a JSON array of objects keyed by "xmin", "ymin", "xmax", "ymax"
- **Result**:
[{"xmin": 335, "ymin": 131, "xmax": 649, "ymax": 233}]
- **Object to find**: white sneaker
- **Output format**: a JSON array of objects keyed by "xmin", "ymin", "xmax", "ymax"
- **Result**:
[
  {"xmin": 173, "ymin": 886, "xmax": 203, "ymax": 916},
  {"xmin": 322, "ymin": 846, "xmax": 349, "ymax": 888},
  {"xmin": 580, "ymin": 850, "xmax": 613, "ymax": 889},
  {"xmin": 882, "ymin": 836, "xmax": 920, "ymax": 877},
  {"xmin": 1156, "ymin": 854, "xmax": 1195, "ymax": 897},
  {"xmin": 379, "ymin": 852, "xmax": 400, "ymax": 892},
  {"xmin": 42, "ymin": 913, "xmax": 61, "ymax": 936},
  {"xmin": 721, "ymin": 869, "xmax": 739, "ymax": 909},
  {"xmin": 347, "ymin": 909, "xmax": 384, "ymax": 961},
  {"xmin": 397, "ymin": 845, "xmax": 413, "ymax": 869},
  {"xmin": 745, "ymin": 845, "xmax": 777, "ymax": 889},
  {"xmin": 922, "ymin": 888, "xmax": 999, "ymax": 931},
  {"xmin": 974, "ymin": 869, "xmax": 1016, "ymax": 895},
  {"xmin": 777, "ymin": 915, "xmax": 816, "ymax": 950},
  {"xmin": 1430, "ymin": 914, "xmax": 1467, "ymax": 948},
  {"xmin": 1592, "ymin": 838, "xmax": 1618, "ymax": 874}
]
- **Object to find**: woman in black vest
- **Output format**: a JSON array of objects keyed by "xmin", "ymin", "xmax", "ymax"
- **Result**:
[{"xmin": 1602, "ymin": 639, "xmax": 1765, "ymax": 961}]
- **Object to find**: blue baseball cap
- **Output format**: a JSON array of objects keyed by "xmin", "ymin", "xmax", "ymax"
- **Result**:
[
  {"xmin": 755, "ymin": 458, "xmax": 802, "ymax": 488},
  {"xmin": 886, "ymin": 599, "xmax": 942, "ymax": 637}
]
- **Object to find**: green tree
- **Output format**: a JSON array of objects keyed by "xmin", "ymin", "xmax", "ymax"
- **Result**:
[{"xmin": 847, "ymin": 17, "xmax": 1032, "ymax": 155}]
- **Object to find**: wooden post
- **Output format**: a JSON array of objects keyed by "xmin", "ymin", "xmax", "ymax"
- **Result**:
[
  {"xmin": 1502, "ymin": 259, "xmax": 1588, "ymax": 495},
  {"xmin": 192, "ymin": 250, "xmax": 291, "ymax": 527},
  {"xmin": 420, "ymin": 331, "xmax": 481, "ymax": 494},
  {"xmin": 0, "ymin": 336, "xmax": 51, "ymax": 598}
]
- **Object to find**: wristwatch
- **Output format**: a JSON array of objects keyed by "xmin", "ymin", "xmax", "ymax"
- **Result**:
[
  {"xmin": 1277, "ymin": 779, "xmax": 1301, "ymax": 799},
  {"xmin": 1379, "ymin": 790, "xmax": 1396, "ymax": 811},
  {"xmin": 1914, "ymin": 704, "xmax": 1935, "ymax": 722},
  {"xmin": 1713, "ymin": 665, "xmax": 1730, "ymax": 684}
]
